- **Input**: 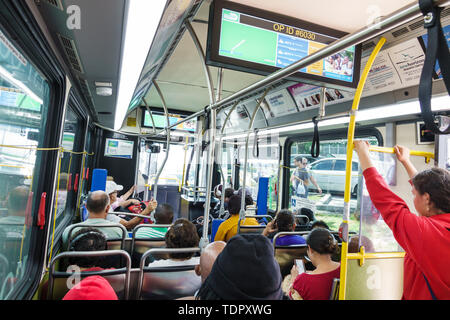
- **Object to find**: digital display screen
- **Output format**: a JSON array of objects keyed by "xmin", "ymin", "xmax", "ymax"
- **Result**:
[
  {"xmin": 207, "ymin": 1, "xmax": 361, "ymax": 89},
  {"xmin": 142, "ymin": 109, "xmax": 196, "ymax": 132}
]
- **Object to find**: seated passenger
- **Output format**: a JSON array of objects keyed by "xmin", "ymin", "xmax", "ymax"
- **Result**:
[
  {"xmin": 62, "ymin": 191, "xmax": 125, "ymax": 245},
  {"xmin": 0, "ymin": 186, "xmax": 29, "ymax": 237},
  {"xmin": 105, "ymin": 180, "xmax": 157, "ymax": 230},
  {"xmin": 348, "ymin": 235, "xmax": 375, "ymax": 253},
  {"xmin": 212, "ymin": 187, "xmax": 234, "ymax": 219},
  {"xmin": 195, "ymin": 234, "xmax": 284, "ymax": 300},
  {"xmin": 134, "ymin": 203, "xmax": 174, "ymax": 239},
  {"xmin": 67, "ymin": 227, "xmax": 109, "ymax": 271},
  {"xmin": 213, "ymin": 195, "xmax": 259, "ymax": 242},
  {"xmin": 148, "ymin": 218, "xmax": 200, "ymax": 267},
  {"xmin": 262, "ymin": 209, "xmax": 306, "ymax": 246},
  {"xmin": 62, "ymin": 276, "xmax": 118, "ymax": 300},
  {"xmin": 195, "ymin": 241, "xmax": 226, "ymax": 283},
  {"xmin": 296, "ymin": 207, "xmax": 316, "ymax": 225},
  {"xmin": 311, "ymin": 220, "xmax": 330, "ymax": 230},
  {"xmin": 288, "ymin": 227, "xmax": 340, "ymax": 300}
]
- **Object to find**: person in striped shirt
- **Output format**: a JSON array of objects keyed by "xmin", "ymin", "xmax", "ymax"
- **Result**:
[{"xmin": 134, "ymin": 203, "xmax": 174, "ymax": 239}]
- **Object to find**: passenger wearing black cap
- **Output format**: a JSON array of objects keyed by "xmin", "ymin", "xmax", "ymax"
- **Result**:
[{"xmin": 195, "ymin": 234, "xmax": 285, "ymax": 300}]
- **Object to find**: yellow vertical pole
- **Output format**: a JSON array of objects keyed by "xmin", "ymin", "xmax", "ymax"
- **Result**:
[
  {"xmin": 180, "ymin": 136, "xmax": 189, "ymax": 192},
  {"xmin": 338, "ymin": 37, "xmax": 386, "ymax": 300}
]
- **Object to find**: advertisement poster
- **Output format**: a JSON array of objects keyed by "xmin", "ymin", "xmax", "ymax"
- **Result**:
[
  {"xmin": 360, "ymin": 38, "xmax": 425, "ymax": 97},
  {"xmin": 287, "ymin": 83, "xmax": 353, "ymax": 110},
  {"xmin": 264, "ymin": 89, "xmax": 298, "ymax": 117},
  {"xmin": 361, "ymin": 51, "xmax": 403, "ymax": 96},
  {"xmin": 104, "ymin": 138, "xmax": 134, "ymax": 159},
  {"xmin": 388, "ymin": 38, "xmax": 425, "ymax": 87},
  {"xmin": 62, "ymin": 133, "xmax": 75, "ymax": 151}
]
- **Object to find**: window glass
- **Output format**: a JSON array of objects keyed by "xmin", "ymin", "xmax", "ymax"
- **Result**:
[
  {"xmin": 312, "ymin": 160, "xmax": 334, "ymax": 171},
  {"xmin": 149, "ymin": 143, "xmax": 187, "ymax": 188},
  {"xmin": 0, "ymin": 28, "xmax": 50, "ymax": 299},
  {"xmin": 333, "ymin": 160, "xmax": 346, "ymax": 171},
  {"xmin": 238, "ymin": 135, "xmax": 279, "ymax": 211},
  {"xmin": 289, "ymin": 137, "xmax": 379, "ymax": 233},
  {"xmin": 52, "ymin": 107, "xmax": 83, "ymax": 228}
]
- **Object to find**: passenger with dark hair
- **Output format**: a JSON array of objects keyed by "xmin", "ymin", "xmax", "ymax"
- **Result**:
[
  {"xmin": 62, "ymin": 191, "xmax": 124, "ymax": 245},
  {"xmin": 262, "ymin": 209, "xmax": 306, "ymax": 246},
  {"xmin": 289, "ymin": 227, "xmax": 340, "ymax": 300},
  {"xmin": 311, "ymin": 220, "xmax": 330, "ymax": 230},
  {"xmin": 213, "ymin": 195, "xmax": 259, "ymax": 242},
  {"xmin": 354, "ymin": 141, "xmax": 450, "ymax": 299},
  {"xmin": 148, "ymin": 218, "xmax": 200, "ymax": 267},
  {"xmin": 135, "ymin": 203, "xmax": 174, "ymax": 239},
  {"xmin": 294, "ymin": 208, "xmax": 316, "ymax": 227},
  {"xmin": 67, "ymin": 227, "xmax": 108, "ymax": 270},
  {"xmin": 212, "ymin": 187, "xmax": 235, "ymax": 218},
  {"xmin": 196, "ymin": 234, "xmax": 284, "ymax": 300}
]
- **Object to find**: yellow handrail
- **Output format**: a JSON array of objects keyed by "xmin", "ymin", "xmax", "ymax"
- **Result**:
[
  {"xmin": 338, "ymin": 37, "xmax": 386, "ymax": 300},
  {"xmin": 368, "ymin": 146, "xmax": 434, "ymax": 163},
  {"xmin": 145, "ymin": 177, "xmax": 181, "ymax": 191}
]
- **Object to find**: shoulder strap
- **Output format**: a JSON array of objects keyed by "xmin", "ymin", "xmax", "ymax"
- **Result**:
[{"xmin": 418, "ymin": 0, "xmax": 450, "ymax": 135}]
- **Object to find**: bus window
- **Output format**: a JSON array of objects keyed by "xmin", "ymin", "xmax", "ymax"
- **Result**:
[
  {"xmin": 289, "ymin": 136, "xmax": 379, "ymax": 232},
  {"xmin": 49, "ymin": 106, "xmax": 84, "ymax": 238},
  {"xmin": 237, "ymin": 135, "xmax": 280, "ymax": 211},
  {"xmin": 148, "ymin": 143, "xmax": 187, "ymax": 188},
  {"xmin": 0, "ymin": 27, "xmax": 50, "ymax": 299}
]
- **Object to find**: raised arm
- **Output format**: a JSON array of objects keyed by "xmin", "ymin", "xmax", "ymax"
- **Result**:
[
  {"xmin": 121, "ymin": 185, "xmax": 136, "ymax": 201},
  {"xmin": 394, "ymin": 145, "xmax": 418, "ymax": 179}
]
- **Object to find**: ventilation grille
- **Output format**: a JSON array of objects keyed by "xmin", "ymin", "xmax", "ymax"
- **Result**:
[
  {"xmin": 408, "ymin": 19, "xmax": 424, "ymax": 31},
  {"xmin": 43, "ymin": 0, "xmax": 63, "ymax": 10},
  {"xmin": 392, "ymin": 27, "xmax": 409, "ymax": 38},
  {"xmin": 361, "ymin": 41, "xmax": 376, "ymax": 52},
  {"xmin": 58, "ymin": 34, "xmax": 84, "ymax": 74},
  {"xmin": 442, "ymin": 6, "xmax": 450, "ymax": 18}
]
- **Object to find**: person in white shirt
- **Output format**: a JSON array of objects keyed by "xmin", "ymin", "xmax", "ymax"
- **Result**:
[
  {"xmin": 148, "ymin": 218, "xmax": 200, "ymax": 267},
  {"xmin": 105, "ymin": 180, "xmax": 157, "ymax": 230}
]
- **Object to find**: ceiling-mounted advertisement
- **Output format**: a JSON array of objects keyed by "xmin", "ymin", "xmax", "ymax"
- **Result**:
[
  {"xmin": 287, "ymin": 83, "xmax": 353, "ymax": 111},
  {"xmin": 206, "ymin": 0, "xmax": 362, "ymax": 89},
  {"xmin": 264, "ymin": 89, "xmax": 298, "ymax": 118}
]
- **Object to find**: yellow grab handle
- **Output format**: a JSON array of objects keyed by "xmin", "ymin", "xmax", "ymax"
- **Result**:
[{"xmin": 368, "ymin": 146, "xmax": 434, "ymax": 163}]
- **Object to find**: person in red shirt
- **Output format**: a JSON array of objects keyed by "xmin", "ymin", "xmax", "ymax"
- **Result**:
[
  {"xmin": 354, "ymin": 141, "xmax": 450, "ymax": 300},
  {"xmin": 288, "ymin": 227, "xmax": 340, "ymax": 300},
  {"xmin": 63, "ymin": 275, "xmax": 118, "ymax": 300}
]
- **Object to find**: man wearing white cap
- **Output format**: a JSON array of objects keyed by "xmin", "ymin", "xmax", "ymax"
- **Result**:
[{"xmin": 105, "ymin": 180, "xmax": 157, "ymax": 230}]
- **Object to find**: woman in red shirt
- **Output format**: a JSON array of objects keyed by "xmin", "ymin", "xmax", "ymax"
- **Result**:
[
  {"xmin": 354, "ymin": 141, "xmax": 450, "ymax": 300},
  {"xmin": 289, "ymin": 228, "xmax": 340, "ymax": 300}
]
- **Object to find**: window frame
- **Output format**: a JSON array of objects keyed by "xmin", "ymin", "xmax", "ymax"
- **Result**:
[
  {"xmin": 282, "ymin": 127, "xmax": 383, "ymax": 209},
  {"xmin": 0, "ymin": 1, "xmax": 67, "ymax": 300}
]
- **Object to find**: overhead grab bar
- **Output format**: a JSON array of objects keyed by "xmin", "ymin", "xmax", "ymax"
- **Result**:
[
  {"xmin": 146, "ymin": 0, "xmax": 450, "ymax": 138},
  {"xmin": 152, "ymin": 80, "xmax": 171, "ymax": 203},
  {"xmin": 240, "ymin": 88, "xmax": 270, "ymax": 218}
]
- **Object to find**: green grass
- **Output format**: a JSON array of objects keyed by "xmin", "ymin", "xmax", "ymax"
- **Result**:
[{"xmin": 315, "ymin": 212, "xmax": 359, "ymax": 233}]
